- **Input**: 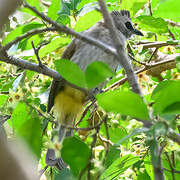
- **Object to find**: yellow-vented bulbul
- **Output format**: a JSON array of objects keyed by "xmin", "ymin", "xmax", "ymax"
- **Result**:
[{"xmin": 46, "ymin": 10, "xmax": 143, "ymax": 170}]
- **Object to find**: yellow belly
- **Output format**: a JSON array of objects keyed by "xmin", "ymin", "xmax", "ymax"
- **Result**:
[{"xmin": 54, "ymin": 85, "xmax": 86, "ymax": 125}]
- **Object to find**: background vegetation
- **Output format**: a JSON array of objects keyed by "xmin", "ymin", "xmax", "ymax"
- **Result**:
[{"xmin": 0, "ymin": 0, "xmax": 179, "ymax": 179}]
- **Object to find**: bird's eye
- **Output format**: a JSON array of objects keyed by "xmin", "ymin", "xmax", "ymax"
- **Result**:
[{"xmin": 125, "ymin": 22, "xmax": 133, "ymax": 30}]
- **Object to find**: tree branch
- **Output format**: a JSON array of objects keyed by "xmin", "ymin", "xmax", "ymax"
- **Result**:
[
  {"xmin": 105, "ymin": 53, "xmax": 179, "ymax": 91},
  {"xmin": 23, "ymin": 1, "xmax": 117, "ymax": 57},
  {"xmin": 98, "ymin": 0, "xmax": 142, "ymax": 96},
  {"xmin": 0, "ymin": 54, "xmax": 61, "ymax": 79},
  {"xmin": 137, "ymin": 41, "xmax": 178, "ymax": 49}
]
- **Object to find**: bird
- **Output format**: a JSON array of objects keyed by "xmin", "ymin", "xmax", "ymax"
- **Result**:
[{"xmin": 46, "ymin": 10, "xmax": 143, "ymax": 170}]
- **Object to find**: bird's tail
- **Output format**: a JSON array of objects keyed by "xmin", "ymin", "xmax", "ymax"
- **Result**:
[
  {"xmin": 46, "ymin": 84, "xmax": 86, "ymax": 170},
  {"xmin": 46, "ymin": 124, "xmax": 73, "ymax": 170}
]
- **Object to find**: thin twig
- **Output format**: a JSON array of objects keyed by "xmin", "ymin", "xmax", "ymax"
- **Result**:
[
  {"xmin": 164, "ymin": 152, "xmax": 175, "ymax": 180},
  {"xmin": 165, "ymin": 19, "xmax": 180, "ymax": 27},
  {"xmin": 168, "ymin": 29, "xmax": 176, "ymax": 40},
  {"xmin": 31, "ymin": 41, "xmax": 50, "ymax": 67},
  {"xmin": 104, "ymin": 116, "xmax": 110, "ymax": 156},
  {"xmin": 148, "ymin": 47, "xmax": 159, "ymax": 63},
  {"xmin": 75, "ymin": 99, "xmax": 96, "ymax": 127},
  {"xmin": 79, "ymin": 115, "xmax": 107, "ymax": 179},
  {"xmin": 128, "ymin": 53, "xmax": 147, "ymax": 66},
  {"xmin": 148, "ymin": 0, "xmax": 153, "ymax": 16},
  {"xmin": 137, "ymin": 41, "xmax": 178, "ymax": 49},
  {"xmin": 163, "ymin": 168, "xmax": 180, "ymax": 174},
  {"xmin": 39, "ymin": 165, "xmax": 48, "ymax": 179}
]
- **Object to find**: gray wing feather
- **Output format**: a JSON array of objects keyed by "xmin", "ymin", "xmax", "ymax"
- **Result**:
[{"xmin": 47, "ymin": 39, "xmax": 77, "ymax": 113}]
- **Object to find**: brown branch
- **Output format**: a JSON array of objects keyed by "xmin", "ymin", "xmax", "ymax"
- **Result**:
[
  {"xmin": 138, "ymin": 41, "xmax": 178, "ymax": 49},
  {"xmin": 129, "ymin": 53, "xmax": 147, "ymax": 66},
  {"xmin": 168, "ymin": 29, "xmax": 176, "ymax": 40},
  {"xmin": 39, "ymin": 165, "xmax": 48, "ymax": 179},
  {"xmin": 75, "ymin": 99, "xmax": 96, "ymax": 127},
  {"xmin": 148, "ymin": 47, "xmax": 159, "ymax": 63},
  {"xmin": 165, "ymin": 19, "xmax": 180, "ymax": 27},
  {"xmin": 40, "ymin": 0, "xmax": 51, "ymax": 7},
  {"xmin": 148, "ymin": 0, "xmax": 153, "ymax": 16},
  {"xmin": 163, "ymin": 168, "xmax": 180, "ymax": 174},
  {"xmin": 105, "ymin": 53, "xmax": 178, "ymax": 91},
  {"xmin": 0, "ymin": 54, "xmax": 61, "ymax": 79},
  {"xmin": 31, "ymin": 41, "xmax": 50, "ymax": 67}
]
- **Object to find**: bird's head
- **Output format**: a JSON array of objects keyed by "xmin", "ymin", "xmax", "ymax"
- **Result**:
[{"xmin": 111, "ymin": 10, "xmax": 143, "ymax": 39}]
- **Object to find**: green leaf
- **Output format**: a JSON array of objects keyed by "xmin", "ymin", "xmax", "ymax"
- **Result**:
[
  {"xmin": 9, "ymin": 102, "xmax": 30, "ymax": 129},
  {"xmin": 18, "ymin": 110, "xmax": 42, "ymax": 158},
  {"xmin": 61, "ymin": 0, "xmax": 81, "ymax": 11},
  {"xmin": 74, "ymin": 10, "xmax": 102, "ymax": 32},
  {"xmin": 37, "ymin": 37, "xmax": 71, "ymax": 58},
  {"xmin": 54, "ymin": 59, "xmax": 87, "ymax": 88},
  {"xmin": 144, "ymin": 155, "xmax": 154, "ymax": 180},
  {"xmin": 56, "ymin": 14, "xmax": 71, "ymax": 25},
  {"xmin": 2, "ymin": 22, "xmax": 44, "ymax": 45},
  {"xmin": 77, "ymin": 0, "xmax": 96, "ymax": 10},
  {"xmin": 85, "ymin": 61, "xmax": 114, "ymax": 89},
  {"xmin": 97, "ymin": 90, "xmax": 150, "ymax": 120},
  {"xmin": 163, "ymin": 102, "xmax": 180, "ymax": 114},
  {"xmin": 48, "ymin": 0, "xmax": 61, "ymax": 20},
  {"xmin": 19, "ymin": 34, "xmax": 42, "ymax": 51},
  {"xmin": 22, "ymin": 0, "xmax": 42, "ymax": 16},
  {"xmin": 105, "ymin": 145, "xmax": 121, "ymax": 168},
  {"xmin": 55, "ymin": 168, "xmax": 74, "ymax": 180},
  {"xmin": 153, "ymin": 0, "xmax": 180, "ymax": 19},
  {"xmin": 152, "ymin": 80, "xmax": 180, "ymax": 115},
  {"xmin": 135, "ymin": 15, "xmax": 168, "ymax": 34},
  {"xmin": 61, "ymin": 136, "xmax": 90, "ymax": 176},
  {"xmin": 26, "ymin": 70, "xmax": 35, "ymax": 80},
  {"xmin": 108, "ymin": 125, "xmax": 128, "ymax": 143},
  {"xmin": 0, "ymin": 95, "xmax": 8, "ymax": 108},
  {"xmin": 116, "ymin": 128, "xmax": 149, "ymax": 145},
  {"xmin": 12, "ymin": 73, "xmax": 23, "ymax": 91},
  {"xmin": 100, "ymin": 154, "xmax": 139, "ymax": 179},
  {"xmin": 1, "ymin": 77, "xmax": 15, "ymax": 92},
  {"xmin": 121, "ymin": 0, "xmax": 148, "ymax": 17}
]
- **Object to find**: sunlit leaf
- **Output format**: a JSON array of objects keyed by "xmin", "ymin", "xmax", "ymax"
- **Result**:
[
  {"xmin": 37, "ymin": 37, "xmax": 71, "ymax": 58},
  {"xmin": 75, "ymin": 10, "xmax": 102, "ymax": 32},
  {"xmin": 48, "ymin": 0, "xmax": 61, "ymax": 20},
  {"xmin": 97, "ymin": 90, "xmax": 150, "ymax": 120},
  {"xmin": 85, "ymin": 61, "xmax": 114, "ymax": 89},
  {"xmin": 0, "ymin": 95, "xmax": 8, "ymax": 108},
  {"xmin": 100, "ymin": 155, "xmax": 139, "ymax": 179},
  {"xmin": 2, "ymin": 23, "xmax": 44, "ymax": 45},
  {"xmin": 135, "ymin": 15, "xmax": 168, "ymax": 34},
  {"xmin": 61, "ymin": 136, "xmax": 90, "ymax": 176},
  {"xmin": 54, "ymin": 59, "xmax": 87, "ymax": 88},
  {"xmin": 152, "ymin": 80, "xmax": 180, "ymax": 115}
]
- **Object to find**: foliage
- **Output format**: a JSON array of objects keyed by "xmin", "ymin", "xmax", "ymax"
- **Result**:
[{"xmin": 0, "ymin": 0, "xmax": 180, "ymax": 180}]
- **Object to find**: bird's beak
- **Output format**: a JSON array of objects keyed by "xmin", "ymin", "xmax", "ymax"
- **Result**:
[{"xmin": 132, "ymin": 28, "xmax": 144, "ymax": 36}]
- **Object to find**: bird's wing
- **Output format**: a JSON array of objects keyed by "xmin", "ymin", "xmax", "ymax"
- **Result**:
[{"xmin": 47, "ymin": 39, "xmax": 77, "ymax": 113}]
